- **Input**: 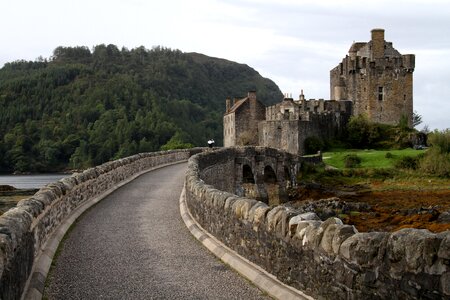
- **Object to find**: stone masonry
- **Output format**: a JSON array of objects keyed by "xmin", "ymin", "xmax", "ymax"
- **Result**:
[
  {"xmin": 0, "ymin": 149, "xmax": 200, "ymax": 300},
  {"xmin": 330, "ymin": 28, "xmax": 415, "ymax": 126},
  {"xmin": 224, "ymin": 91, "xmax": 352, "ymax": 155},
  {"xmin": 185, "ymin": 147, "xmax": 450, "ymax": 299},
  {"xmin": 224, "ymin": 29, "xmax": 415, "ymax": 154}
]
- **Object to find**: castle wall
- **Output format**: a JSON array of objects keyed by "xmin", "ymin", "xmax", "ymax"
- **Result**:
[
  {"xmin": 223, "ymin": 113, "xmax": 235, "ymax": 147},
  {"xmin": 260, "ymin": 100, "xmax": 351, "ymax": 155},
  {"xmin": 258, "ymin": 120, "xmax": 300, "ymax": 154}
]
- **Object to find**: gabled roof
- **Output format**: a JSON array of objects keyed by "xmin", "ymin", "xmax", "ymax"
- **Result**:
[{"xmin": 226, "ymin": 97, "xmax": 248, "ymax": 114}]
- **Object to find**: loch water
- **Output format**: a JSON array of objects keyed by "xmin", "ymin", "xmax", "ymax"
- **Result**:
[{"xmin": 0, "ymin": 174, "xmax": 69, "ymax": 189}]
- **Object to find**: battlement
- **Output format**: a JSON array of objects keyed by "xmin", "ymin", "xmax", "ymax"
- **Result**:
[
  {"xmin": 265, "ymin": 94, "xmax": 352, "ymax": 122},
  {"xmin": 330, "ymin": 28, "xmax": 414, "ymax": 126}
]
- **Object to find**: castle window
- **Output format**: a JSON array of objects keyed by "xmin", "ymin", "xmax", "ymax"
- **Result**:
[{"xmin": 378, "ymin": 86, "xmax": 384, "ymax": 101}]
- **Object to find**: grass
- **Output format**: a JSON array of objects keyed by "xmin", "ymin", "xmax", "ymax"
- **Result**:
[
  {"xmin": 298, "ymin": 148, "xmax": 449, "ymax": 192},
  {"xmin": 322, "ymin": 148, "xmax": 426, "ymax": 169}
]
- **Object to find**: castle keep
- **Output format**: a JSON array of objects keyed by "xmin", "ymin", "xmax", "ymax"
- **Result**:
[
  {"xmin": 224, "ymin": 29, "xmax": 415, "ymax": 155},
  {"xmin": 330, "ymin": 28, "xmax": 415, "ymax": 125}
]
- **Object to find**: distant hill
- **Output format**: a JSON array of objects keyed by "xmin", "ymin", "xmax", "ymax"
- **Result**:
[{"xmin": 0, "ymin": 45, "xmax": 282, "ymax": 173}]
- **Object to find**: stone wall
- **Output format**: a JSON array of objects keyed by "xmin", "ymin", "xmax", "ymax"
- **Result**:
[
  {"xmin": 0, "ymin": 149, "xmax": 200, "ymax": 300},
  {"xmin": 185, "ymin": 147, "xmax": 450, "ymax": 299},
  {"xmin": 259, "ymin": 111, "xmax": 350, "ymax": 156}
]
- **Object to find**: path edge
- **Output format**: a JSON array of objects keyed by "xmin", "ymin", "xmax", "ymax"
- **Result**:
[{"xmin": 179, "ymin": 183, "xmax": 314, "ymax": 300}]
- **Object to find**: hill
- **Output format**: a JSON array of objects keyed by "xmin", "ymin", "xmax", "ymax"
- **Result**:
[{"xmin": 0, "ymin": 45, "xmax": 282, "ymax": 173}]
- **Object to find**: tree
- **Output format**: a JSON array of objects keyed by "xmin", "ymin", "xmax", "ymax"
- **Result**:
[
  {"xmin": 0, "ymin": 44, "xmax": 282, "ymax": 172},
  {"xmin": 412, "ymin": 111, "xmax": 423, "ymax": 128}
]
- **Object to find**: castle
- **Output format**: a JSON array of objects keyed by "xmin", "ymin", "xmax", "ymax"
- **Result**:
[{"xmin": 223, "ymin": 29, "xmax": 415, "ymax": 155}]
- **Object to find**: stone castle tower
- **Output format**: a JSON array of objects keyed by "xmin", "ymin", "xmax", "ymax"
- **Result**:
[{"xmin": 330, "ymin": 29, "xmax": 415, "ymax": 125}]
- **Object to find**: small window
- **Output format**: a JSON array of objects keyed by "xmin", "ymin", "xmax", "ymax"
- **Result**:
[{"xmin": 378, "ymin": 87, "xmax": 384, "ymax": 101}]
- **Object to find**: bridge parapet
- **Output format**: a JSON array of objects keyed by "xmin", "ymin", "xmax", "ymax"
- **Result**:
[
  {"xmin": 0, "ymin": 149, "xmax": 202, "ymax": 300},
  {"xmin": 185, "ymin": 147, "xmax": 450, "ymax": 299}
]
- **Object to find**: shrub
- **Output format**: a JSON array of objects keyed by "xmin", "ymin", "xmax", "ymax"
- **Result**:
[
  {"xmin": 344, "ymin": 154, "xmax": 361, "ymax": 168},
  {"xmin": 428, "ymin": 129, "xmax": 450, "ymax": 154},
  {"xmin": 419, "ymin": 129, "xmax": 450, "ymax": 177},
  {"xmin": 394, "ymin": 156, "xmax": 419, "ymax": 170},
  {"xmin": 420, "ymin": 153, "xmax": 450, "ymax": 177},
  {"xmin": 304, "ymin": 136, "xmax": 325, "ymax": 155},
  {"xmin": 385, "ymin": 152, "xmax": 393, "ymax": 159}
]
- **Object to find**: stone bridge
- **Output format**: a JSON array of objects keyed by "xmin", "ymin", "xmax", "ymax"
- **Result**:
[
  {"xmin": 0, "ymin": 147, "xmax": 448, "ymax": 300},
  {"xmin": 205, "ymin": 147, "xmax": 303, "ymax": 206}
]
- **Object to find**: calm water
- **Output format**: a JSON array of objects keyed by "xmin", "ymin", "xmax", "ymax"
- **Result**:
[{"xmin": 0, "ymin": 174, "xmax": 70, "ymax": 189}]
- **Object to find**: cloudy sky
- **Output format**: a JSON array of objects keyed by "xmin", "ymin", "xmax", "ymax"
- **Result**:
[{"xmin": 1, "ymin": 0, "xmax": 449, "ymax": 129}]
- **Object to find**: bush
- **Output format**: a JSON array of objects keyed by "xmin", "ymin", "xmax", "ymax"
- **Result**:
[
  {"xmin": 428, "ymin": 129, "xmax": 450, "ymax": 154},
  {"xmin": 419, "ymin": 129, "xmax": 450, "ymax": 177},
  {"xmin": 344, "ymin": 154, "xmax": 361, "ymax": 168},
  {"xmin": 394, "ymin": 156, "xmax": 419, "ymax": 170},
  {"xmin": 420, "ymin": 152, "xmax": 450, "ymax": 177},
  {"xmin": 304, "ymin": 136, "xmax": 324, "ymax": 155},
  {"xmin": 385, "ymin": 152, "xmax": 393, "ymax": 159}
]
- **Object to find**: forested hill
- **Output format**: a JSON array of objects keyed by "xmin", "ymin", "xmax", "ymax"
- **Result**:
[{"xmin": 0, "ymin": 45, "xmax": 282, "ymax": 173}]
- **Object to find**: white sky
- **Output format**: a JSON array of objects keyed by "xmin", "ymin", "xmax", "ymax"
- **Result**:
[{"xmin": 1, "ymin": 0, "xmax": 449, "ymax": 130}]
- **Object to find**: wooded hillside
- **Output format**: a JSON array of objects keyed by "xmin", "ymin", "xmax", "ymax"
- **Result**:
[{"xmin": 0, "ymin": 45, "xmax": 282, "ymax": 172}]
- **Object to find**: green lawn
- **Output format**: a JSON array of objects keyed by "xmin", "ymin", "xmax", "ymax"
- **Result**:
[{"xmin": 322, "ymin": 148, "xmax": 426, "ymax": 169}]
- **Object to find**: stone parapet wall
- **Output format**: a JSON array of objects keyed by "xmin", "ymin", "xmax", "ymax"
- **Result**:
[
  {"xmin": 0, "ymin": 149, "xmax": 201, "ymax": 300},
  {"xmin": 185, "ymin": 147, "xmax": 450, "ymax": 299}
]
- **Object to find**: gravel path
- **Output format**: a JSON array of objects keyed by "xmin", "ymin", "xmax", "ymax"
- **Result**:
[{"xmin": 44, "ymin": 162, "xmax": 270, "ymax": 300}]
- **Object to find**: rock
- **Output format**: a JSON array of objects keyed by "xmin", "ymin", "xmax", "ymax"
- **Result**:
[
  {"xmin": 441, "ymin": 272, "xmax": 450, "ymax": 296},
  {"xmin": 288, "ymin": 212, "xmax": 320, "ymax": 237},
  {"xmin": 251, "ymin": 205, "xmax": 271, "ymax": 231},
  {"xmin": 316, "ymin": 218, "xmax": 343, "ymax": 253},
  {"xmin": 340, "ymin": 232, "xmax": 388, "ymax": 267},
  {"xmin": 266, "ymin": 206, "xmax": 286, "ymax": 232},
  {"xmin": 438, "ymin": 232, "xmax": 450, "ymax": 260},
  {"xmin": 387, "ymin": 228, "xmax": 442, "ymax": 274},
  {"xmin": 438, "ymin": 211, "xmax": 450, "ymax": 223},
  {"xmin": 331, "ymin": 225, "xmax": 358, "ymax": 255}
]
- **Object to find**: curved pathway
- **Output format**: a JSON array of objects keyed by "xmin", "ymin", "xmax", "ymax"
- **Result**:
[{"xmin": 45, "ymin": 163, "xmax": 269, "ymax": 299}]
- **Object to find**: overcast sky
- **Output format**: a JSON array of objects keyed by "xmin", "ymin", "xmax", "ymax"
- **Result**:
[{"xmin": 1, "ymin": 0, "xmax": 449, "ymax": 130}]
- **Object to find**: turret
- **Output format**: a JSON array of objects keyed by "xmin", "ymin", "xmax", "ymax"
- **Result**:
[
  {"xmin": 226, "ymin": 98, "xmax": 231, "ymax": 112},
  {"xmin": 402, "ymin": 54, "xmax": 415, "ymax": 72}
]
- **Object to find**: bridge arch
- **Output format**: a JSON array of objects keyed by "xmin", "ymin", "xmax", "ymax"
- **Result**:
[
  {"xmin": 242, "ymin": 164, "xmax": 255, "ymax": 183},
  {"xmin": 263, "ymin": 165, "xmax": 277, "ymax": 183}
]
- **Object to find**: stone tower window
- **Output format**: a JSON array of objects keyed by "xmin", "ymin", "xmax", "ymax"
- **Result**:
[{"xmin": 378, "ymin": 86, "xmax": 384, "ymax": 101}]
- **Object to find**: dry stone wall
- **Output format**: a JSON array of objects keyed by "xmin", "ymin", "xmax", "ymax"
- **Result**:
[
  {"xmin": 185, "ymin": 147, "xmax": 450, "ymax": 299},
  {"xmin": 0, "ymin": 149, "xmax": 200, "ymax": 300}
]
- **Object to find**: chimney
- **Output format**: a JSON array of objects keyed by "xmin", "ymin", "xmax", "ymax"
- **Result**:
[
  {"xmin": 226, "ymin": 98, "xmax": 231, "ymax": 112},
  {"xmin": 248, "ymin": 90, "xmax": 256, "ymax": 101},
  {"xmin": 371, "ymin": 28, "xmax": 385, "ymax": 59},
  {"xmin": 299, "ymin": 89, "xmax": 305, "ymax": 101}
]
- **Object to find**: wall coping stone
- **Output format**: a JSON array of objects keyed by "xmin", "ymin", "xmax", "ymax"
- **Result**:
[{"xmin": 0, "ymin": 149, "xmax": 200, "ymax": 300}]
